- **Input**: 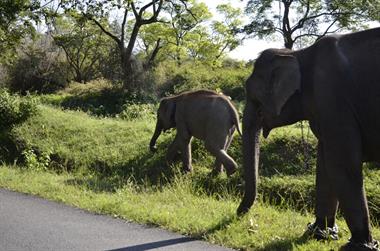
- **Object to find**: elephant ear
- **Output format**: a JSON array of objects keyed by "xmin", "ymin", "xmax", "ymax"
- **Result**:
[
  {"xmin": 161, "ymin": 98, "xmax": 176, "ymax": 126},
  {"xmin": 271, "ymin": 55, "xmax": 301, "ymax": 115}
]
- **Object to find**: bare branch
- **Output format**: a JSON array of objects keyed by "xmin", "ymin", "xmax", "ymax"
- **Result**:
[
  {"xmin": 178, "ymin": 0, "xmax": 198, "ymax": 22},
  {"xmin": 141, "ymin": 0, "xmax": 164, "ymax": 25},
  {"xmin": 291, "ymin": 0, "xmax": 310, "ymax": 32},
  {"xmin": 145, "ymin": 38, "xmax": 162, "ymax": 68},
  {"xmin": 88, "ymin": 16, "xmax": 121, "ymax": 46},
  {"xmin": 317, "ymin": 19, "xmax": 341, "ymax": 39},
  {"xmin": 274, "ymin": 27, "xmax": 284, "ymax": 35},
  {"xmin": 131, "ymin": 2, "xmax": 139, "ymax": 18},
  {"xmin": 121, "ymin": 6, "xmax": 129, "ymax": 44},
  {"xmin": 139, "ymin": 0, "xmax": 159, "ymax": 16}
]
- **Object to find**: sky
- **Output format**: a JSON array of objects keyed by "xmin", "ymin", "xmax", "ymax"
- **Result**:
[{"xmin": 199, "ymin": 0, "xmax": 283, "ymax": 61}]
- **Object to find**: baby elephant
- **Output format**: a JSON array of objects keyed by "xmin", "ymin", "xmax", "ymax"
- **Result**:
[{"xmin": 149, "ymin": 90, "xmax": 241, "ymax": 176}]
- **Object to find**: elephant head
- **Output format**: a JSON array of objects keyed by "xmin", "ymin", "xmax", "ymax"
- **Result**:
[
  {"xmin": 149, "ymin": 97, "xmax": 177, "ymax": 152},
  {"xmin": 237, "ymin": 49, "xmax": 302, "ymax": 215}
]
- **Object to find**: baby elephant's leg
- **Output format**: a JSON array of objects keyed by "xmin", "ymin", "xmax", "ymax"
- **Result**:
[
  {"xmin": 206, "ymin": 139, "xmax": 237, "ymax": 176},
  {"xmin": 213, "ymin": 160, "xmax": 223, "ymax": 174},
  {"xmin": 166, "ymin": 134, "xmax": 193, "ymax": 172},
  {"xmin": 212, "ymin": 129, "xmax": 235, "ymax": 174},
  {"xmin": 166, "ymin": 134, "xmax": 181, "ymax": 164},
  {"xmin": 180, "ymin": 137, "xmax": 193, "ymax": 172}
]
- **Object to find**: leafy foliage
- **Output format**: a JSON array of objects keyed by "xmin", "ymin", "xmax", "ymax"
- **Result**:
[
  {"xmin": 52, "ymin": 11, "xmax": 114, "ymax": 83},
  {"xmin": 244, "ymin": 0, "xmax": 380, "ymax": 49},
  {"xmin": 6, "ymin": 35, "xmax": 70, "ymax": 93},
  {"xmin": 22, "ymin": 148, "xmax": 51, "ymax": 171},
  {"xmin": 40, "ymin": 79, "xmax": 156, "ymax": 117},
  {"xmin": 0, "ymin": 89, "xmax": 37, "ymax": 131},
  {"xmin": 0, "ymin": 0, "xmax": 40, "ymax": 62},
  {"xmin": 153, "ymin": 60, "xmax": 250, "ymax": 101}
]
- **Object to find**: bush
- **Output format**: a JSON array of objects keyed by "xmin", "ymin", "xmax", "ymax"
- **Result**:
[
  {"xmin": 0, "ymin": 89, "xmax": 37, "ymax": 131},
  {"xmin": 41, "ymin": 79, "xmax": 157, "ymax": 118},
  {"xmin": 22, "ymin": 148, "xmax": 51, "ymax": 171},
  {"xmin": 260, "ymin": 131, "xmax": 317, "ymax": 176},
  {"xmin": 119, "ymin": 102, "xmax": 156, "ymax": 121},
  {"xmin": 153, "ymin": 61, "xmax": 250, "ymax": 100},
  {"xmin": 6, "ymin": 36, "xmax": 70, "ymax": 94}
]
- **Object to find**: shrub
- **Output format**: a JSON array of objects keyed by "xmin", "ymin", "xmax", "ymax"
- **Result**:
[
  {"xmin": 41, "ymin": 79, "xmax": 157, "ymax": 118},
  {"xmin": 22, "ymin": 148, "xmax": 51, "ymax": 171},
  {"xmin": 0, "ymin": 89, "xmax": 37, "ymax": 131},
  {"xmin": 119, "ymin": 102, "xmax": 156, "ymax": 121},
  {"xmin": 153, "ymin": 61, "xmax": 250, "ymax": 100},
  {"xmin": 6, "ymin": 36, "xmax": 70, "ymax": 94}
]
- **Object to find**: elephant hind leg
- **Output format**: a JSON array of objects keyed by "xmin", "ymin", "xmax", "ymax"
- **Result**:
[
  {"xmin": 210, "ymin": 128, "xmax": 236, "ymax": 175},
  {"xmin": 212, "ymin": 160, "xmax": 223, "ymax": 174},
  {"xmin": 206, "ymin": 142, "xmax": 237, "ymax": 176}
]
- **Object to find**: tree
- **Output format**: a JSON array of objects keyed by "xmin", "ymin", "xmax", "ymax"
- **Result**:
[
  {"xmin": 244, "ymin": 0, "xmax": 380, "ymax": 49},
  {"xmin": 7, "ymin": 34, "xmax": 70, "ymax": 93},
  {"xmin": 163, "ymin": 0, "xmax": 211, "ymax": 64},
  {"xmin": 136, "ymin": 22, "xmax": 167, "ymax": 69},
  {"xmin": 51, "ymin": 12, "xmax": 112, "ymax": 83},
  {"xmin": 0, "ymin": 0, "xmax": 40, "ymax": 62},
  {"xmin": 138, "ymin": 2, "xmax": 243, "ymax": 66},
  {"xmin": 61, "ymin": 0, "xmax": 197, "ymax": 91},
  {"xmin": 209, "ymin": 3, "xmax": 244, "ymax": 61}
]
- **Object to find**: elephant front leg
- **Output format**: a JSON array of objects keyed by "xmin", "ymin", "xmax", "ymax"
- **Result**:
[
  {"xmin": 307, "ymin": 142, "xmax": 339, "ymax": 240},
  {"xmin": 322, "ymin": 133, "xmax": 377, "ymax": 250},
  {"xmin": 180, "ymin": 137, "xmax": 193, "ymax": 173}
]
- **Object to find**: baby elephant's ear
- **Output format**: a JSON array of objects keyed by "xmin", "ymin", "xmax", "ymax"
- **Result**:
[
  {"xmin": 161, "ymin": 98, "xmax": 176, "ymax": 124},
  {"xmin": 271, "ymin": 55, "xmax": 301, "ymax": 115}
]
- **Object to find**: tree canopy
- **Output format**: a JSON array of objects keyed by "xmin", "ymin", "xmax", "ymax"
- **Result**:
[
  {"xmin": 244, "ymin": 0, "xmax": 380, "ymax": 49},
  {"xmin": 0, "ymin": 0, "xmax": 40, "ymax": 62}
]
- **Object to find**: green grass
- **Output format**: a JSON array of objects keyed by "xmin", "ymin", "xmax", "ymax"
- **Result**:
[
  {"xmin": 3, "ymin": 100, "xmax": 380, "ymax": 250},
  {"xmin": 2, "ymin": 165, "xmax": 379, "ymax": 251}
]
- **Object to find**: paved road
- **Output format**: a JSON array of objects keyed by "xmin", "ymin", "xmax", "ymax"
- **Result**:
[{"xmin": 0, "ymin": 189, "xmax": 234, "ymax": 251}]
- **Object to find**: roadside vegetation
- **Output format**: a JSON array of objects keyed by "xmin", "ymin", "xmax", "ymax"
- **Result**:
[{"xmin": 1, "ymin": 81, "xmax": 380, "ymax": 250}]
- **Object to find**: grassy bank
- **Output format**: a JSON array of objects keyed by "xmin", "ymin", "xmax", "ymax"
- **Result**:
[
  {"xmin": 2, "ymin": 96, "xmax": 380, "ymax": 250},
  {"xmin": 2, "ymin": 165, "xmax": 379, "ymax": 251}
]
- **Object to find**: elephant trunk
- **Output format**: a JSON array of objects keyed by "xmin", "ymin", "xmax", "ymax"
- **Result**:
[
  {"xmin": 149, "ymin": 122, "xmax": 162, "ymax": 153},
  {"xmin": 237, "ymin": 101, "xmax": 262, "ymax": 216}
]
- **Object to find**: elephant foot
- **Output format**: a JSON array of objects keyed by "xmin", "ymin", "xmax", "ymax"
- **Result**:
[
  {"xmin": 305, "ymin": 222, "xmax": 339, "ymax": 241},
  {"xmin": 237, "ymin": 201, "xmax": 251, "ymax": 216},
  {"xmin": 225, "ymin": 166, "xmax": 236, "ymax": 177},
  {"xmin": 209, "ymin": 169, "xmax": 222, "ymax": 177},
  {"xmin": 339, "ymin": 239, "xmax": 379, "ymax": 251},
  {"xmin": 183, "ymin": 165, "xmax": 193, "ymax": 173}
]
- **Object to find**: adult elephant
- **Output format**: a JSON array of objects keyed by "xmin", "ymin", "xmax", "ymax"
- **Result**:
[{"xmin": 238, "ymin": 28, "xmax": 380, "ymax": 250}]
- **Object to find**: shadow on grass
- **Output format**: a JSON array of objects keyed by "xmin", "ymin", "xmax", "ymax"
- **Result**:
[
  {"xmin": 257, "ymin": 234, "xmax": 311, "ymax": 251},
  {"xmin": 63, "ymin": 147, "xmax": 183, "ymax": 193},
  {"xmin": 47, "ymin": 87, "xmax": 156, "ymax": 117},
  {"xmin": 62, "ymin": 136, "xmax": 244, "ymax": 198}
]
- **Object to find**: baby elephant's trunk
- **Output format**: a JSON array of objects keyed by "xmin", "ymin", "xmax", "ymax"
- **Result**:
[{"xmin": 149, "ymin": 122, "xmax": 162, "ymax": 152}]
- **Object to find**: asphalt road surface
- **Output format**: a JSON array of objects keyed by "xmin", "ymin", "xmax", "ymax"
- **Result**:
[{"xmin": 0, "ymin": 189, "xmax": 234, "ymax": 251}]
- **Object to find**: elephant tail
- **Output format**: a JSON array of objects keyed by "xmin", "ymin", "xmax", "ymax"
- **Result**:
[
  {"xmin": 229, "ymin": 105, "xmax": 242, "ymax": 136},
  {"xmin": 234, "ymin": 119, "xmax": 242, "ymax": 136}
]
